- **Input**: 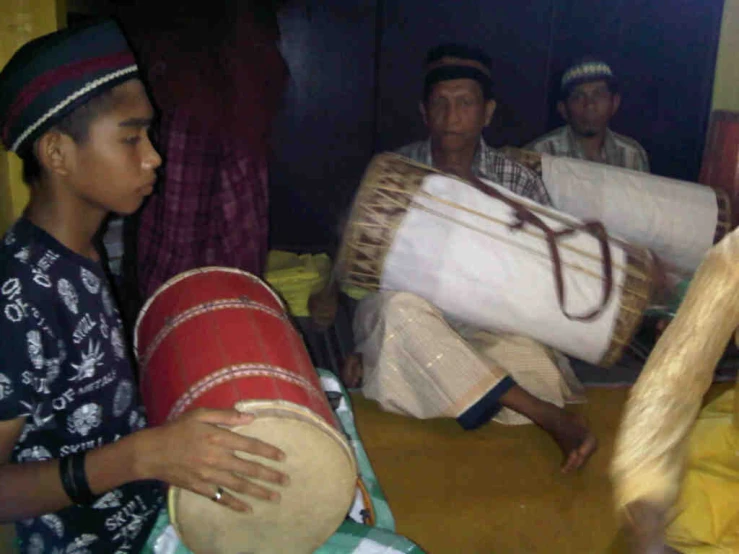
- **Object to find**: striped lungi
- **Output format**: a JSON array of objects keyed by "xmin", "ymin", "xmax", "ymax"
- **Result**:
[{"xmin": 354, "ymin": 291, "xmax": 586, "ymax": 426}]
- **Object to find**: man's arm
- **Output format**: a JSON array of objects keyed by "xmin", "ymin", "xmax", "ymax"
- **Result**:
[
  {"xmin": 0, "ymin": 417, "xmax": 74, "ymax": 521},
  {"xmin": 308, "ymin": 278, "xmax": 340, "ymax": 330},
  {"xmin": 308, "ymin": 203, "xmax": 353, "ymax": 330},
  {"xmin": 0, "ymin": 408, "xmax": 289, "ymax": 523}
]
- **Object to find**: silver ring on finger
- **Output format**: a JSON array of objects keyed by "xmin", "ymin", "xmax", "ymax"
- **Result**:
[{"xmin": 212, "ymin": 486, "xmax": 224, "ymax": 503}]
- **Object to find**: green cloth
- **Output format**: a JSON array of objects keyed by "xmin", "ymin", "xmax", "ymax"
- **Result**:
[
  {"xmin": 264, "ymin": 250, "xmax": 332, "ymax": 316},
  {"xmin": 316, "ymin": 520, "xmax": 424, "ymax": 554}
]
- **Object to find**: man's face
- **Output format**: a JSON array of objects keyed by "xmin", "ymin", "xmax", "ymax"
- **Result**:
[
  {"xmin": 558, "ymin": 80, "xmax": 620, "ymax": 138},
  {"xmin": 65, "ymin": 79, "xmax": 162, "ymax": 216},
  {"xmin": 421, "ymin": 79, "xmax": 496, "ymax": 154}
]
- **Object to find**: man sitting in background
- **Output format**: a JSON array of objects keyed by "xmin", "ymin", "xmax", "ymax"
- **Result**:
[{"xmin": 526, "ymin": 57, "xmax": 650, "ymax": 172}]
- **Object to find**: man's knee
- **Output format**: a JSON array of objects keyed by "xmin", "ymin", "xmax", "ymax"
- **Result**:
[
  {"xmin": 379, "ymin": 291, "xmax": 440, "ymax": 319},
  {"xmin": 354, "ymin": 291, "xmax": 441, "ymax": 337}
]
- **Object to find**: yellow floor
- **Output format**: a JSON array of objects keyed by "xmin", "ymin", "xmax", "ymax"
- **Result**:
[
  {"xmin": 0, "ymin": 383, "xmax": 731, "ymax": 554},
  {"xmin": 351, "ymin": 384, "xmax": 733, "ymax": 554}
]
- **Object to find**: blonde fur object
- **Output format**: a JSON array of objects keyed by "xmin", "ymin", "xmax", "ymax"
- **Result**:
[{"xmin": 611, "ymin": 227, "xmax": 739, "ymax": 514}]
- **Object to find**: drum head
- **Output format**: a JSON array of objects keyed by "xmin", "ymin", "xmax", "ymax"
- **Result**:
[{"xmin": 168, "ymin": 402, "xmax": 357, "ymax": 554}]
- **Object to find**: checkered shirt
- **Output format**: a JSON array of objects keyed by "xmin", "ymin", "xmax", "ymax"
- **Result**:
[{"xmin": 396, "ymin": 138, "xmax": 552, "ymax": 206}]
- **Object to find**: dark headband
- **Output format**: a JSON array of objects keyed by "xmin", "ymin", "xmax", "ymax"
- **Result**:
[{"xmin": 424, "ymin": 66, "xmax": 493, "ymax": 100}]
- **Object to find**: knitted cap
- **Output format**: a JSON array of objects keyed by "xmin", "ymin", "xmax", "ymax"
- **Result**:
[
  {"xmin": 0, "ymin": 19, "xmax": 138, "ymax": 153},
  {"xmin": 561, "ymin": 58, "xmax": 615, "ymax": 95}
]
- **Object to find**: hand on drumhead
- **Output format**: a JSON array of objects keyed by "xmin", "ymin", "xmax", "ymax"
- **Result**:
[{"xmin": 133, "ymin": 408, "xmax": 289, "ymax": 513}]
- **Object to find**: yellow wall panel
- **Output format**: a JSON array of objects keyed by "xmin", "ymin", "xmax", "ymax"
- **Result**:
[
  {"xmin": 0, "ymin": 0, "xmax": 66, "ymax": 235},
  {"xmin": 712, "ymin": 0, "xmax": 739, "ymax": 112}
]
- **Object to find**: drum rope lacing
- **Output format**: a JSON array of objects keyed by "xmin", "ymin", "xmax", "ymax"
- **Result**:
[
  {"xmin": 466, "ymin": 174, "xmax": 613, "ymax": 322},
  {"xmin": 346, "ymin": 162, "xmax": 618, "ymax": 321}
]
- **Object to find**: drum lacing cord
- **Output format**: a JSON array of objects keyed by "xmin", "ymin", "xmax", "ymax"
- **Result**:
[{"xmin": 468, "ymin": 176, "xmax": 614, "ymax": 322}]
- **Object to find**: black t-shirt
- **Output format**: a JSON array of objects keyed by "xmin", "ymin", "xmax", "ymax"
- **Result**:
[{"xmin": 0, "ymin": 218, "xmax": 163, "ymax": 554}]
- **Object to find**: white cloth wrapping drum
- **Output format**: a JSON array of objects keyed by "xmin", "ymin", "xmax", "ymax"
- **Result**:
[
  {"xmin": 337, "ymin": 154, "xmax": 654, "ymax": 367},
  {"xmin": 541, "ymin": 154, "xmax": 732, "ymax": 275}
]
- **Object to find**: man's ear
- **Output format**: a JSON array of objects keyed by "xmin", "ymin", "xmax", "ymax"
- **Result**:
[
  {"xmin": 610, "ymin": 93, "xmax": 622, "ymax": 117},
  {"xmin": 419, "ymin": 101, "xmax": 428, "ymax": 127},
  {"xmin": 35, "ymin": 130, "xmax": 73, "ymax": 177},
  {"xmin": 556, "ymin": 101, "xmax": 568, "ymax": 122},
  {"xmin": 484, "ymin": 99, "xmax": 497, "ymax": 127}
]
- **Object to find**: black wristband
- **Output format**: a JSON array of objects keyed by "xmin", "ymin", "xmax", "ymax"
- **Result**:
[{"xmin": 59, "ymin": 452, "xmax": 96, "ymax": 505}]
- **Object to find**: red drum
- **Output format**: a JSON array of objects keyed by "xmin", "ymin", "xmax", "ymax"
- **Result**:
[{"xmin": 135, "ymin": 267, "xmax": 357, "ymax": 554}]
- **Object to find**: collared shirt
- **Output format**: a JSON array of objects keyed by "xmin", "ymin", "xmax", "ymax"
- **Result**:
[
  {"xmin": 396, "ymin": 138, "xmax": 553, "ymax": 206},
  {"xmin": 526, "ymin": 126, "xmax": 650, "ymax": 172}
]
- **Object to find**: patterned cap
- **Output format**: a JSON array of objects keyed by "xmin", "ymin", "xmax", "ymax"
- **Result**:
[
  {"xmin": 0, "ymin": 19, "xmax": 138, "ymax": 153},
  {"xmin": 561, "ymin": 59, "xmax": 615, "ymax": 93},
  {"xmin": 423, "ymin": 43, "xmax": 494, "ymax": 99}
]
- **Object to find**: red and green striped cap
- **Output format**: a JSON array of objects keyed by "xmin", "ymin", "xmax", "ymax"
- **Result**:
[{"xmin": 0, "ymin": 19, "xmax": 138, "ymax": 154}]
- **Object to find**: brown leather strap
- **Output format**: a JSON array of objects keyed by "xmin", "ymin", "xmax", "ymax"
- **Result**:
[{"xmin": 468, "ymin": 176, "xmax": 614, "ymax": 321}]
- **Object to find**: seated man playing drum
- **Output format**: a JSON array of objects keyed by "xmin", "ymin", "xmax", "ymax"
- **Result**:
[{"xmin": 311, "ymin": 43, "xmax": 597, "ymax": 473}]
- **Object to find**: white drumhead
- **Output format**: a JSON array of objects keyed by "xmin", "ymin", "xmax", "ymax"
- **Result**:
[{"xmin": 169, "ymin": 402, "xmax": 357, "ymax": 554}]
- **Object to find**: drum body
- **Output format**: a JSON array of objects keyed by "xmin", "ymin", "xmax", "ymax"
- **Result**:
[
  {"xmin": 135, "ymin": 267, "xmax": 357, "ymax": 554},
  {"xmin": 541, "ymin": 154, "xmax": 732, "ymax": 274},
  {"xmin": 337, "ymin": 153, "xmax": 654, "ymax": 367}
]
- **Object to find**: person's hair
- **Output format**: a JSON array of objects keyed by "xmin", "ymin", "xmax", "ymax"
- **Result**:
[{"xmin": 20, "ymin": 88, "xmax": 120, "ymax": 186}]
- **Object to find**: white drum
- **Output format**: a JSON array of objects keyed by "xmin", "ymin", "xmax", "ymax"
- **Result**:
[
  {"xmin": 337, "ymin": 154, "xmax": 655, "ymax": 367},
  {"xmin": 541, "ymin": 154, "xmax": 732, "ymax": 275}
]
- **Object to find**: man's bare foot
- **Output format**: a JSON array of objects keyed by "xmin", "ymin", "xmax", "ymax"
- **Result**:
[
  {"xmin": 340, "ymin": 352, "xmax": 364, "ymax": 389},
  {"xmin": 499, "ymin": 385, "xmax": 598, "ymax": 472},
  {"xmin": 548, "ymin": 411, "xmax": 598, "ymax": 473}
]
